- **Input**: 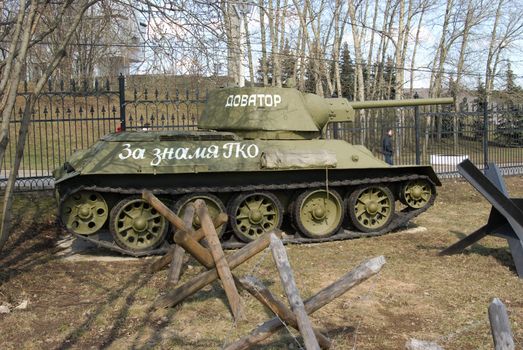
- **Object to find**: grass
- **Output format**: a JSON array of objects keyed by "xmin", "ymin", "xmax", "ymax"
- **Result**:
[{"xmin": 0, "ymin": 178, "xmax": 522, "ymax": 349}]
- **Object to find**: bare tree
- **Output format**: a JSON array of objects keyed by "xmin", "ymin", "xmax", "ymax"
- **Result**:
[
  {"xmin": 0, "ymin": 0, "xmax": 101, "ymax": 251},
  {"xmin": 484, "ymin": 0, "xmax": 523, "ymax": 99}
]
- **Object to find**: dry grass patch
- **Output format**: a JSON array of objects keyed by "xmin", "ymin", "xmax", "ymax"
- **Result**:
[{"xmin": 0, "ymin": 177, "xmax": 522, "ymax": 349}]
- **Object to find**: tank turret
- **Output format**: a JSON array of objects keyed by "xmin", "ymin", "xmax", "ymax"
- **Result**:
[{"xmin": 199, "ymin": 86, "xmax": 453, "ymax": 139}]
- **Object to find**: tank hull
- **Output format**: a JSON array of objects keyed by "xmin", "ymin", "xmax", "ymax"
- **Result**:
[{"xmin": 54, "ymin": 130, "xmax": 440, "ymax": 254}]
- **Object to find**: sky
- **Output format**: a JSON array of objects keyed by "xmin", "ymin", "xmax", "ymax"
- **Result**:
[{"xmin": 130, "ymin": 1, "xmax": 523, "ymax": 91}]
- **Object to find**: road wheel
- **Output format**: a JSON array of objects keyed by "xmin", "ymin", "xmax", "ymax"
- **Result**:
[
  {"xmin": 173, "ymin": 193, "xmax": 227, "ymax": 237},
  {"xmin": 292, "ymin": 189, "xmax": 344, "ymax": 238},
  {"xmin": 110, "ymin": 196, "xmax": 168, "ymax": 252},
  {"xmin": 347, "ymin": 185, "xmax": 395, "ymax": 233},
  {"xmin": 228, "ymin": 192, "xmax": 283, "ymax": 242},
  {"xmin": 400, "ymin": 179, "xmax": 434, "ymax": 209},
  {"xmin": 60, "ymin": 191, "xmax": 108, "ymax": 235}
]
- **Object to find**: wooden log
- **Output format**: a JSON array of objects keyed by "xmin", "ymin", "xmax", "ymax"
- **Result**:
[
  {"xmin": 144, "ymin": 194, "xmax": 227, "ymax": 274},
  {"xmin": 167, "ymin": 245, "xmax": 186, "ymax": 284},
  {"xmin": 174, "ymin": 230, "xmax": 214, "ymax": 268},
  {"xmin": 192, "ymin": 212, "xmax": 228, "ymax": 242},
  {"xmin": 143, "ymin": 190, "xmax": 188, "ymax": 231},
  {"xmin": 240, "ymin": 275, "xmax": 331, "ymax": 349},
  {"xmin": 195, "ymin": 199, "xmax": 244, "ymax": 321},
  {"xmin": 155, "ymin": 230, "xmax": 282, "ymax": 309},
  {"xmin": 224, "ymin": 255, "xmax": 386, "ymax": 350},
  {"xmin": 269, "ymin": 234, "xmax": 319, "ymax": 350},
  {"xmin": 148, "ymin": 247, "xmax": 175, "ymax": 274},
  {"xmin": 488, "ymin": 298, "xmax": 515, "ymax": 350},
  {"xmin": 166, "ymin": 203, "xmax": 195, "ymax": 285},
  {"xmin": 142, "ymin": 191, "xmax": 228, "ymax": 241}
]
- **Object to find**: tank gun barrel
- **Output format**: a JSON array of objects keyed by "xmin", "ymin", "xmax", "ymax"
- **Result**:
[
  {"xmin": 349, "ymin": 97, "xmax": 454, "ymax": 110},
  {"xmin": 325, "ymin": 97, "xmax": 454, "ymax": 127}
]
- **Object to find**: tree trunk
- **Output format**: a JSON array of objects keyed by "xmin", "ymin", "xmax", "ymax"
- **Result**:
[
  {"xmin": 409, "ymin": 4, "xmax": 426, "ymax": 96},
  {"xmin": 0, "ymin": 0, "xmax": 102, "ymax": 252},
  {"xmin": 259, "ymin": 0, "xmax": 269, "ymax": 86},
  {"xmin": 485, "ymin": 0, "xmax": 504, "ymax": 100},
  {"xmin": 242, "ymin": 10, "xmax": 255, "ymax": 87}
]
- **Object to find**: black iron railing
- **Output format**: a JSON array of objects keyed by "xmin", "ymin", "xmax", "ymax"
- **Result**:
[{"xmin": 2, "ymin": 75, "xmax": 523, "ymax": 191}]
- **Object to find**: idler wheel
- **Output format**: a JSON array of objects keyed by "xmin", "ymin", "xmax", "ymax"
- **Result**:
[
  {"xmin": 109, "ymin": 196, "xmax": 168, "ymax": 252},
  {"xmin": 60, "ymin": 191, "xmax": 108, "ymax": 235},
  {"xmin": 228, "ymin": 192, "xmax": 283, "ymax": 242},
  {"xmin": 173, "ymin": 193, "xmax": 227, "ymax": 238},
  {"xmin": 347, "ymin": 185, "xmax": 395, "ymax": 233},
  {"xmin": 400, "ymin": 179, "xmax": 434, "ymax": 209},
  {"xmin": 292, "ymin": 188, "xmax": 344, "ymax": 238}
]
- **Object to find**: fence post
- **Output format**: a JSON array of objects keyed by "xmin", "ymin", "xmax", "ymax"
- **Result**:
[
  {"xmin": 483, "ymin": 96, "xmax": 489, "ymax": 168},
  {"xmin": 118, "ymin": 74, "xmax": 126, "ymax": 131},
  {"xmin": 414, "ymin": 92, "xmax": 421, "ymax": 165}
]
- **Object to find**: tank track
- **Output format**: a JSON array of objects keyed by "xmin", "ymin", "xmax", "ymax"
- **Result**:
[{"xmin": 59, "ymin": 173, "xmax": 436, "ymax": 257}]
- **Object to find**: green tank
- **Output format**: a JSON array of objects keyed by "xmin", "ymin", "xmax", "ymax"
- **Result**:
[{"xmin": 53, "ymin": 86, "xmax": 453, "ymax": 254}]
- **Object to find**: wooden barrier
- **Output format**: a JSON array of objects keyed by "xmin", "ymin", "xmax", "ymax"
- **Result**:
[
  {"xmin": 270, "ymin": 234, "xmax": 320, "ymax": 349},
  {"xmin": 142, "ymin": 191, "xmax": 385, "ymax": 349},
  {"xmin": 144, "ymin": 191, "xmax": 227, "ymax": 273},
  {"xmin": 240, "ymin": 275, "xmax": 332, "ymax": 349},
  {"xmin": 224, "ymin": 256, "xmax": 386, "ymax": 350},
  {"xmin": 142, "ymin": 191, "xmax": 227, "ymax": 242},
  {"xmin": 195, "ymin": 199, "xmax": 244, "ymax": 321},
  {"xmin": 166, "ymin": 203, "xmax": 194, "ymax": 285},
  {"xmin": 488, "ymin": 298, "xmax": 515, "ymax": 350},
  {"xmin": 155, "ymin": 230, "xmax": 281, "ymax": 309}
]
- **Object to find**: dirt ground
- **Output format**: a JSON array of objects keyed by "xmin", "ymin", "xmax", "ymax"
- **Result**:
[{"xmin": 0, "ymin": 177, "xmax": 522, "ymax": 349}]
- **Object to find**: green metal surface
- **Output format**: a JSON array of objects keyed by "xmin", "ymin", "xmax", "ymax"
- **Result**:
[
  {"xmin": 174, "ymin": 193, "xmax": 227, "ymax": 237},
  {"xmin": 293, "ymin": 189, "xmax": 344, "ymax": 238},
  {"xmin": 349, "ymin": 97, "xmax": 454, "ymax": 110},
  {"xmin": 229, "ymin": 192, "xmax": 283, "ymax": 242},
  {"xmin": 54, "ymin": 86, "xmax": 452, "ymax": 248},
  {"xmin": 400, "ymin": 179, "xmax": 434, "ymax": 209},
  {"xmin": 199, "ymin": 86, "xmax": 453, "ymax": 138},
  {"xmin": 60, "ymin": 191, "xmax": 108, "ymax": 235},
  {"xmin": 348, "ymin": 185, "xmax": 395, "ymax": 232},
  {"xmin": 110, "ymin": 197, "xmax": 168, "ymax": 251}
]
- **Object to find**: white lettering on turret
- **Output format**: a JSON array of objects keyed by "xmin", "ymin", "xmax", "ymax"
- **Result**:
[
  {"xmin": 233, "ymin": 95, "xmax": 241, "ymax": 106},
  {"xmin": 224, "ymin": 94, "xmax": 282, "ymax": 108},
  {"xmin": 118, "ymin": 143, "xmax": 259, "ymax": 166},
  {"xmin": 257, "ymin": 94, "xmax": 264, "ymax": 105},
  {"xmin": 240, "ymin": 95, "xmax": 248, "ymax": 106}
]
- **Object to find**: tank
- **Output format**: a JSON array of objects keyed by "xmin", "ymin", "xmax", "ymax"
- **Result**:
[{"xmin": 53, "ymin": 86, "xmax": 453, "ymax": 254}]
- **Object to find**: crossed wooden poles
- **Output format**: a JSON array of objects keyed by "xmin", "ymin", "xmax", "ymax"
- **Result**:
[{"xmin": 142, "ymin": 191, "xmax": 386, "ymax": 349}]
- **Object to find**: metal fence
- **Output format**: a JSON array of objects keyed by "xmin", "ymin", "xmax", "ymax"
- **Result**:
[
  {"xmin": 328, "ymin": 101, "xmax": 523, "ymax": 178},
  {"xmin": 2, "ymin": 75, "xmax": 523, "ymax": 191}
]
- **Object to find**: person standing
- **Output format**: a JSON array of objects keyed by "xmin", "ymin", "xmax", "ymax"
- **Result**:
[{"xmin": 382, "ymin": 128, "xmax": 394, "ymax": 165}]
